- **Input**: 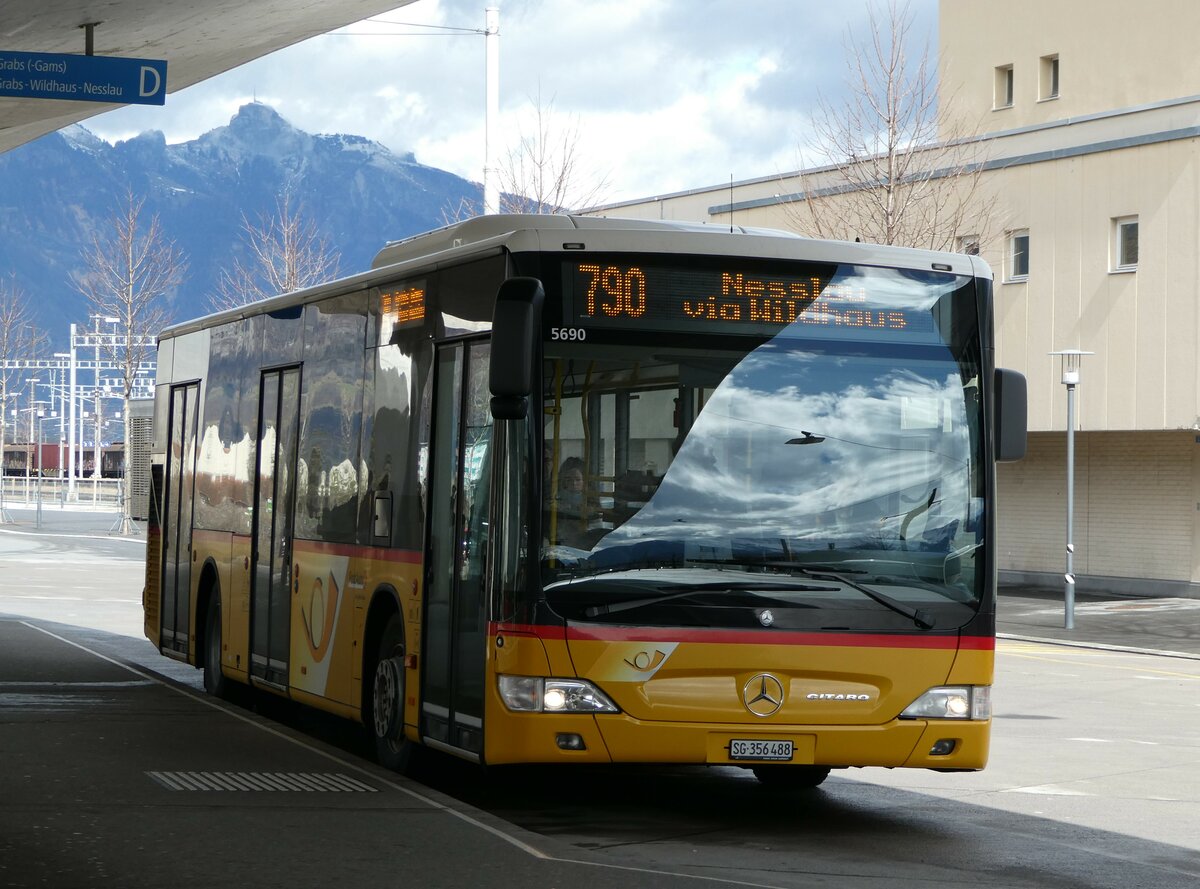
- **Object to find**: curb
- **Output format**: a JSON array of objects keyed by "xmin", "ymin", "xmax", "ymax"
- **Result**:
[{"xmin": 998, "ymin": 632, "xmax": 1200, "ymax": 661}]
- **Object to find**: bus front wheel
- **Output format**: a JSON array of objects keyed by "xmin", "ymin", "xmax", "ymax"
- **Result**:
[{"xmin": 369, "ymin": 614, "xmax": 417, "ymax": 772}]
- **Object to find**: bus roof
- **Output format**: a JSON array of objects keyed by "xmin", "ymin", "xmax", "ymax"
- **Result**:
[
  {"xmin": 159, "ymin": 214, "xmax": 991, "ymax": 342},
  {"xmin": 369, "ymin": 214, "xmax": 801, "ymax": 269}
]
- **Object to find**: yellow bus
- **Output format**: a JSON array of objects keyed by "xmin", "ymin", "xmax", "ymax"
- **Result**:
[{"xmin": 143, "ymin": 215, "xmax": 1026, "ymax": 787}]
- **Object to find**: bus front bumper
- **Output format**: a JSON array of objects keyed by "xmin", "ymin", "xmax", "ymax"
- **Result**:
[{"xmin": 484, "ymin": 710, "xmax": 990, "ymax": 771}]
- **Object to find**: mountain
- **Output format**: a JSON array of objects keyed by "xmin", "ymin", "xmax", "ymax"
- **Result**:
[{"xmin": 0, "ymin": 103, "xmax": 480, "ymax": 342}]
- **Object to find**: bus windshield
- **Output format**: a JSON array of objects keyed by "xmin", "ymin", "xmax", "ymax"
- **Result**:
[{"xmin": 540, "ymin": 265, "xmax": 985, "ymax": 630}]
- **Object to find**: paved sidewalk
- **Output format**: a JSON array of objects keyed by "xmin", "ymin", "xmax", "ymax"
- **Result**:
[
  {"xmin": 0, "ymin": 505, "xmax": 145, "ymax": 540},
  {"xmin": 998, "ymin": 585, "xmax": 1200, "ymax": 659}
]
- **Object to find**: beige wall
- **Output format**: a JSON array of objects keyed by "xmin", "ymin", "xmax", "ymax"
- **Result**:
[
  {"xmin": 998, "ymin": 431, "xmax": 1200, "ymax": 585},
  {"xmin": 940, "ymin": 1, "xmax": 1200, "ymax": 134},
  {"xmin": 984, "ymin": 136, "xmax": 1200, "ymax": 434}
]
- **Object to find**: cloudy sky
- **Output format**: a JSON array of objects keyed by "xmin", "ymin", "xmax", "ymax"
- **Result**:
[{"xmin": 84, "ymin": 0, "xmax": 938, "ymax": 205}]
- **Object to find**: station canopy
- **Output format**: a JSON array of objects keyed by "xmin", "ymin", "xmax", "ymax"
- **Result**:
[{"xmin": 0, "ymin": 0, "xmax": 416, "ymax": 154}]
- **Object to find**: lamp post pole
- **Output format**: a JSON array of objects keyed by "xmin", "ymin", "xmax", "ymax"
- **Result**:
[{"xmin": 1050, "ymin": 350, "xmax": 1093, "ymax": 630}]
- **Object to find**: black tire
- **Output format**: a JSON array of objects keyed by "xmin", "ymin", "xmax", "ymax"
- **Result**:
[
  {"xmin": 751, "ymin": 765, "xmax": 831, "ymax": 789},
  {"xmin": 368, "ymin": 614, "xmax": 418, "ymax": 772},
  {"xmin": 202, "ymin": 597, "xmax": 227, "ymax": 699}
]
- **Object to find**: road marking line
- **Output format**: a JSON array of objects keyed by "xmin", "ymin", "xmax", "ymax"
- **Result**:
[
  {"xmin": 0, "ymin": 526, "xmax": 146, "ymax": 544},
  {"xmin": 1002, "ymin": 649, "xmax": 1200, "ymax": 680},
  {"xmin": 1003, "ymin": 785, "xmax": 1091, "ymax": 796}
]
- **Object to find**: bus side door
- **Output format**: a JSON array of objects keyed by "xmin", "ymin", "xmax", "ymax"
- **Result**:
[
  {"xmin": 249, "ymin": 366, "xmax": 302, "ymax": 687},
  {"xmin": 423, "ymin": 338, "xmax": 492, "ymax": 757},
  {"xmin": 160, "ymin": 381, "xmax": 199, "ymax": 658}
]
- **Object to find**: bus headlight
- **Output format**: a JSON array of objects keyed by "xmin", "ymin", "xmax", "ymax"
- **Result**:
[
  {"xmin": 900, "ymin": 686, "xmax": 991, "ymax": 720},
  {"xmin": 498, "ymin": 676, "xmax": 619, "ymax": 713}
]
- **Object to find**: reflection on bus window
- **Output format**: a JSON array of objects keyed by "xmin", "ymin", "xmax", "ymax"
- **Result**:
[{"xmin": 541, "ymin": 325, "xmax": 982, "ymax": 605}]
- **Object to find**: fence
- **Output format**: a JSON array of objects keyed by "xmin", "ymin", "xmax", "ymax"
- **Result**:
[{"xmin": 0, "ymin": 476, "xmax": 125, "ymax": 508}]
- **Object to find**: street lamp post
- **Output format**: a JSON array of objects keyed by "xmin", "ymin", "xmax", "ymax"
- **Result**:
[{"xmin": 1050, "ymin": 349, "xmax": 1094, "ymax": 630}]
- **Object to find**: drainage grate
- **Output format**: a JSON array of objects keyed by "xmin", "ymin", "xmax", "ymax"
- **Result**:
[{"xmin": 147, "ymin": 771, "xmax": 378, "ymax": 792}]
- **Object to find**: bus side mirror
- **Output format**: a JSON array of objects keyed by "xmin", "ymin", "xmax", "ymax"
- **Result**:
[
  {"xmin": 994, "ymin": 368, "xmax": 1027, "ymax": 462},
  {"xmin": 489, "ymin": 277, "xmax": 545, "ymax": 420}
]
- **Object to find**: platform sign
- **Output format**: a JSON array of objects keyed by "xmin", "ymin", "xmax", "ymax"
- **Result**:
[{"xmin": 0, "ymin": 51, "xmax": 167, "ymax": 105}]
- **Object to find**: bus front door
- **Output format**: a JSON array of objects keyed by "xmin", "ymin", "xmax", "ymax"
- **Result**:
[
  {"xmin": 249, "ymin": 367, "xmax": 302, "ymax": 688},
  {"xmin": 160, "ymin": 382, "xmax": 199, "ymax": 657},
  {"xmin": 424, "ymin": 339, "xmax": 492, "ymax": 758}
]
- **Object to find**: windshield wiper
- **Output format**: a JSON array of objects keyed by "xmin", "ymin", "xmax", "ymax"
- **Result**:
[
  {"xmin": 795, "ymin": 567, "xmax": 936, "ymax": 630},
  {"xmin": 856, "ymin": 573, "xmax": 977, "ymax": 605},
  {"xmin": 583, "ymin": 583, "xmax": 836, "ymax": 618}
]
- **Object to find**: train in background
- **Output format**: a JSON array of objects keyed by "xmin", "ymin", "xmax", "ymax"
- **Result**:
[
  {"xmin": 1, "ymin": 399, "xmax": 153, "ymax": 519},
  {"xmin": 1, "ymin": 442, "xmax": 128, "ymax": 478}
]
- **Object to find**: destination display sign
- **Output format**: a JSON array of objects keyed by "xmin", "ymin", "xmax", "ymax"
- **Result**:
[
  {"xmin": 0, "ymin": 50, "xmax": 167, "ymax": 105},
  {"xmin": 376, "ymin": 281, "xmax": 427, "ymax": 345},
  {"xmin": 566, "ymin": 259, "xmax": 948, "ymax": 341}
]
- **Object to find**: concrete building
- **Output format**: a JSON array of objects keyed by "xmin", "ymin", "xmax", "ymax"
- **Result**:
[{"xmin": 590, "ymin": 0, "xmax": 1200, "ymax": 596}]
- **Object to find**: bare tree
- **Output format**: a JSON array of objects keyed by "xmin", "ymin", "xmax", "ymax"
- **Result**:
[
  {"xmin": 76, "ymin": 190, "xmax": 185, "ymax": 534},
  {"xmin": 0, "ymin": 277, "xmax": 47, "ymax": 516},
  {"xmin": 212, "ymin": 188, "xmax": 341, "ymax": 310},
  {"xmin": 783, "ymin": 0, "xmax": 996, "ymax": 252},
  {"xmin": 442, "ymin": 89, "xmax": 611, "ymax": 222},
  {"xmin": 500, "ymin": 89, "xmax": 611, "ymax": 214},
  {"xmin": 439, "ymin": 194, "xmax": 484, "ymax": 226}
]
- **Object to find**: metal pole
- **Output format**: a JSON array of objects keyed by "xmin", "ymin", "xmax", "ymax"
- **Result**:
[
  {"xmin": 1064, "ymin": 380, "xmax": 1076, "ymax": 630},
  {"xmin": 0, "ymin": 392, "xmax": 8, "ymax": 523},
  {"xmin": 55, "ymin": 370, "xmax": 64, "ymax": 492},
  {"xmin": 68, "ymin": 324, "xmax": 77, "ymax": 500},
  {"xmin": 35, "ymin": 415, "xmax": 42, "ymax": 530},
  {"xmin": 94, "ymin": 320, "xmax": 102, "ymax": 503},
  {"xmin": 25, "ymin": 377, "xmax": 38, "ymax": 503},
  {"xmin": 482, "ymin": 6, "xmax": 500, "ymax": 215}
]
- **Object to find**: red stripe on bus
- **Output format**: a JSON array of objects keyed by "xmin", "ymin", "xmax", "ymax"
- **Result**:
[{"xmin": 490, "ymin": 622, "xmax": 993, "ymax": 650}]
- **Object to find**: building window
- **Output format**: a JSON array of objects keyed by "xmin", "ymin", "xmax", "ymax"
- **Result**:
[
  {"xmin": 1040, "ymin": 55, "xmax": 1060, "ymax": 100},
  {"xmin": 1007, "ymin": 229, "xmax": 1029, "ymax": 281},
  {"xmin": 958, "ymin": 235, "xmax": 981, "ymax": 256},
  {"xmin": 1112, "ymin": 216, "xmax": 1138, "ymax": 271},
  {"xmin": 994, "ymin": 65, "xmax": 1014, "ymax": 109}
]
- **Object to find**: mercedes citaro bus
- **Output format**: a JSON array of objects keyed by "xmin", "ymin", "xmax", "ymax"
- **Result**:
[{"xmin": 144, "ymin": 215, "xmax": 1025, "ymax": 787}]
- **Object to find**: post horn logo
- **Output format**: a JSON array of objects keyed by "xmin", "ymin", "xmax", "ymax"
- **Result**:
[{"xmin": 743, "ymin": 673, "xmax": 785, "ymax": 717}]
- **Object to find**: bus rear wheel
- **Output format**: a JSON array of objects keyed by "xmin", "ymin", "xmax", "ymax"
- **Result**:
[
  {"xmin": 751, "ymin": 765, "xmax": 831, "ymax": 789},
  {"xmin": 369, "ymin": 614, "xmax": 417, "ymax": 772}
]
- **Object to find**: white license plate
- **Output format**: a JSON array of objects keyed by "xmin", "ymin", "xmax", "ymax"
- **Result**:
[{"xmin": 729, "ymin": 739, "xmax": 794, "ymax": 761}]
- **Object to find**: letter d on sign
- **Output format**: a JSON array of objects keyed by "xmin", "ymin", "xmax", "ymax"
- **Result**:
[{"xmin": 139, "ymin": 66, "xmax": 161, "ymax": 98}]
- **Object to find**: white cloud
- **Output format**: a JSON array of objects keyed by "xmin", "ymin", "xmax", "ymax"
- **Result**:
[{"xmin": 85, "ymin": 0, "xmax": 938, "ymax": 204}]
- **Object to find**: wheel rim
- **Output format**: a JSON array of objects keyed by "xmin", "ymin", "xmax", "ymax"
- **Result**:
[{"xmin": 372, "ymin": 655, "xmax": 404, "ymax": 741}]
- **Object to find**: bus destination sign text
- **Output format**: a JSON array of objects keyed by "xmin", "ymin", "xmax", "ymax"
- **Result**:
[{"xmin": 569, "ymin": 262, "xmax": 929, "ymax": 338}]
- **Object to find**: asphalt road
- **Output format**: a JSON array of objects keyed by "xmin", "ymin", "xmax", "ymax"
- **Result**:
[{"xmin": 2, "ymin": 508, "xmax": 1198, "ymax": 888}]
